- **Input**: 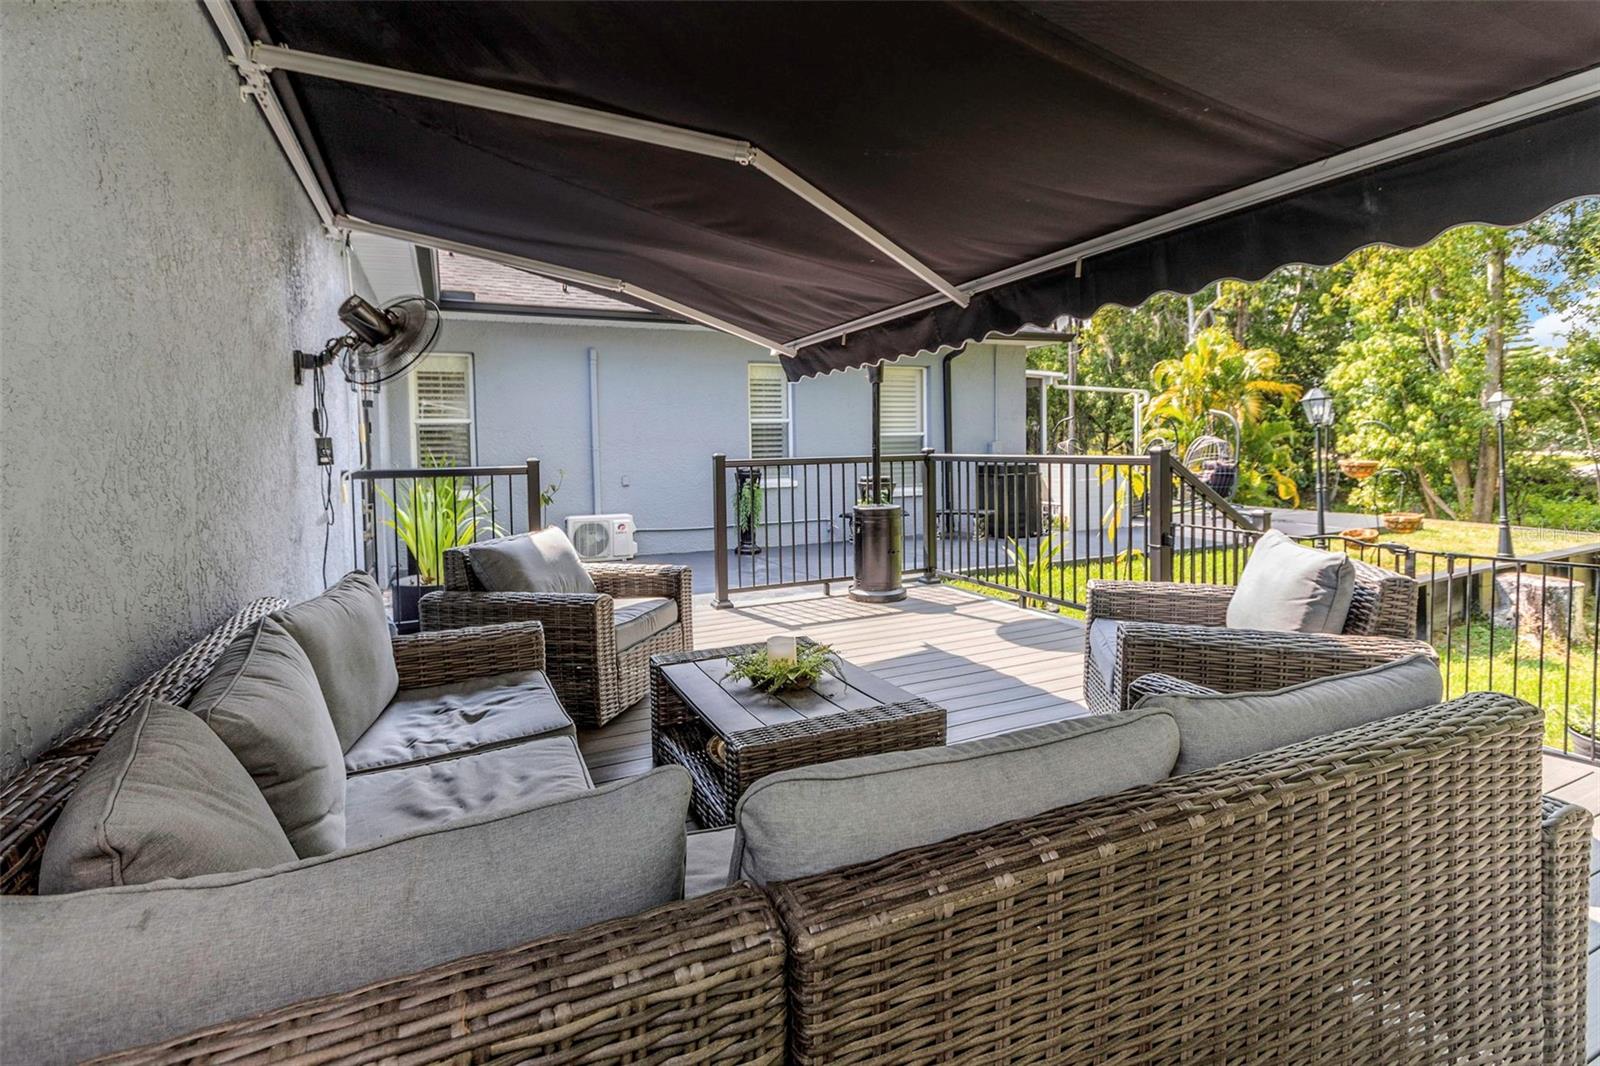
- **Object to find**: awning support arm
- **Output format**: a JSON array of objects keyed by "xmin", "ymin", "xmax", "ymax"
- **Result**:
[
  {"xmin": 248, "ymin": 43, "xmax": 968, "ymax": 308},
  {"xmin": 336, "ymin": 216, "xmax": 798, "ymax": 356},
  {"xmin": 202, "ymin": 2, "xmax": 335, "ymax": 229}
]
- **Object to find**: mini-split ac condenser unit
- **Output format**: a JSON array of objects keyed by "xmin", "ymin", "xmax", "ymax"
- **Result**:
[{"xmin": 565, "ymin": 514, "xmax": 638, "ymax": 561}]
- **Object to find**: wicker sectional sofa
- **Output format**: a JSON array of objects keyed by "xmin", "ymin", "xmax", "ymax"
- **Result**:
[{"xmin": 0, "ymin": 598, "xmax": 1590, "ymax": 1064}]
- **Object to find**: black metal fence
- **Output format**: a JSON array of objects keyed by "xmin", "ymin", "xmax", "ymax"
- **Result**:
[
  {"xmin": 348, "ymin": 459, "xmax": 542, "ymax": 631},
  {"xmin": 708, "ymin": 444, "xmax": 1599, "ymax": 762},
  {"xmin": 711, "ymin": 452, "xmax": 934, "ymax": 603}
]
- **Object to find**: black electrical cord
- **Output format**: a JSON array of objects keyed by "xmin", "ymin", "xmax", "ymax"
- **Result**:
[{"xmin": 312, "ymin": 362, "xmax": 336, "ymax": 588}]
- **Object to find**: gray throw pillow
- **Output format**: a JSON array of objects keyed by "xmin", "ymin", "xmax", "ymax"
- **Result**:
[
  {"xmin": 1135, "ymin": 653, "xmax": 1443, "ymax": 775},
  {"xmin": 465, "ymin": 528, "xmax": 597, "ymax": 595},
  {"xmin": 38, "ymin": 699, "xmax": 296, "ymax": 894},
  {"xmin": 274, "ymin": 572, "xmax": 399, "ymax": 750},
  {"xmin": 730, "ymin": 708, "xmax": 1179, "ymax": 885},
  {"xmin": 191, "ymin": 617, "xmax": 347, "ymax": 856},
  {"xmin": 1226, "ymin": 530, "xmax": 1356, "ymax": 633}
]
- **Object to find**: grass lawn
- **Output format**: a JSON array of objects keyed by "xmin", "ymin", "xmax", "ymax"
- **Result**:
[
  {"xmin": 1436, "ymin": 621, "xmax": 1599, "ymax": 751},
  {"xmin": 1323, "ymin": 517, "xmax": 1597, "ymax": 576}
]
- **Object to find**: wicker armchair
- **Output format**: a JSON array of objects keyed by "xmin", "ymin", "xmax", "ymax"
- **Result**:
[
  {"xmin": 1084, "ymin": 558, "xmax": 1431, "ymax": 714},
  {"xmin": 422, "ymin": 550, "xmax": 693, "ymax": 728}
]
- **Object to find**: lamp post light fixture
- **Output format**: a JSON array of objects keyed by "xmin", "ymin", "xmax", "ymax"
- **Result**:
[
  {"xmin": 1300, "ymin": 386, "xmax": 1336, "ymax": 537},
  {"xmin": 1486, "ymin": 389, "xmax": 1514, "ymax": 556}
]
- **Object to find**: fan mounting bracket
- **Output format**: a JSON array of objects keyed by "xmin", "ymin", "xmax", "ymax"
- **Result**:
[{"xmin": 292, "ymin": 345, "xmax": 338, "ymax": 386}]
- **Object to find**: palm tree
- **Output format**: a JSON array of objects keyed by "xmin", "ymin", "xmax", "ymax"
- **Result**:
[{"xmin": 1148, "ymin": 326, "xmax": 1301, "ymax": 445}]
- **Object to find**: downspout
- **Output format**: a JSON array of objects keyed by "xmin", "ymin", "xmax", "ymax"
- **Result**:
[
  {"xmin": 588, "ymin": 347, "xmax": 602, "ymax": 513},
  {"xmin": 940, "ymin": 347, "xmax": 965, "ymax": 533}
]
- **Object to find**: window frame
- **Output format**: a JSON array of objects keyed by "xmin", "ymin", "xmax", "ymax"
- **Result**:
[
  {"xmin": 746, "ymin": 361, "xmax": 793, "ymax": 459},
  {"xmin": 409, "ymin": 352, "xmax": 477, "ymax": 468}
]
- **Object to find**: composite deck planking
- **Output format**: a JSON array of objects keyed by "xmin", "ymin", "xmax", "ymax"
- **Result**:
[{"xmin": 577, "ymin": 583, "xmax": 1087, "ymax": 786}]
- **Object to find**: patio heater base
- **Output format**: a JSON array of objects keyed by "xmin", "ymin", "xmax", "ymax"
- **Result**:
[{"xmin": 850, "ymin": 503, "xmax": 905, "ymax": 603}]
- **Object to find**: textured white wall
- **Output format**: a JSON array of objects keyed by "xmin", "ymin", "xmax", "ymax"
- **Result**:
[{"xmin": 0, "ymin": 1, "xmax": 358, "ymax": 775}]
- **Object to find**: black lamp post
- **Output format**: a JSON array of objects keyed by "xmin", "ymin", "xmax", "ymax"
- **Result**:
[
  {"xmin": 1300, "ymin": 386, "xmax": 1336, "ymax": 536},
  {"xmin": 1486, "ymin": 389, "xmax": 1514, "ymax": 556}
]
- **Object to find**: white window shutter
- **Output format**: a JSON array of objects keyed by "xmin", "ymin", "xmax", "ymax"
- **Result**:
[
  {"xmin": 878, "ymin": 366, "xmax": 925, "ymax": 454},
  {"xmin": 412, "ymin": 354, "xmax": 474, "ymax": 466},
  {"xmin": 747, "ymin": 363, "xmax": 790, "ymax": 458}
]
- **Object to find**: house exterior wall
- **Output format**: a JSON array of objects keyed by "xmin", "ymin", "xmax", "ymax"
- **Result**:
[
  {"xmin": 0, "ymin": 1, "xmax": 358, "ymax": 775},
  {"xmin": 373, "ymin": 315, "xmax": 1026, "ymax": 555}
]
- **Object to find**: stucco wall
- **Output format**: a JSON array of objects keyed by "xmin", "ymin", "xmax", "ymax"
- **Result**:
[
  {"xmin": 0, "ymin": 1, "xmax": 358, "ymax": 775},
  {"xmin": 374, "ymin": 317, "xmax": 1026, "ymax": 555}
]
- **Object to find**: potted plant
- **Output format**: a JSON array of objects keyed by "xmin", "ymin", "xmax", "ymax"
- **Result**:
[
  {"xmin": 380, "ymin": 474, "xmax": 503, "ymax": 630},
  {"xmin": 735, "ymin": 468, "xmax": 764, "ymax": 555},
  {"xmin": 1568, "ymin": 721, "xmax": 1599, "ymax": 762},
  {"xmin": 723, "ymin": 639, "xmax": 842, "ymax": 694}
]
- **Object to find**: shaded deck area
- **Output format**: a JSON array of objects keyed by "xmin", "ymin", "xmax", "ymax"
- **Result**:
[{"xmin": 578, "ymin": 584, "xmax": 1087, "ymax": 786}]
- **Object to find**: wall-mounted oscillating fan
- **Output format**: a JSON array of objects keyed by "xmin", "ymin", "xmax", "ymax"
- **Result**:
[
  {"xmin": 292, "ymin": 293, "xmax": 442, "ymax": 472},
  {"xmin": 293, "ymin": 294, "xmax": 441, "ymax": 390}
]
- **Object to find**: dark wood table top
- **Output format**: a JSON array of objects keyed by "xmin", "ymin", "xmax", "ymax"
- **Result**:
[{"xmin": 657, "ymin": 649, "xmax": 919, "ymax": 742}]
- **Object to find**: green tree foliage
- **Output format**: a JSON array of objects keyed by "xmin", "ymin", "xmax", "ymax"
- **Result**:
[{"xmin": 1028, "ymin": 197, "xmax": 1600, "ymax": 528}]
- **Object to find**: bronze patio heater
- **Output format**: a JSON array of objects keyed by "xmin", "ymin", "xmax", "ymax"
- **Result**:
[{"xmin": 851, "ymin": 365, "xmax": 906, "ymax": 603}]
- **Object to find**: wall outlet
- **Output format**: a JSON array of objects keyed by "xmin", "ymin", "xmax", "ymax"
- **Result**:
[{"xmin": 315, "ymin": 436, "xmax": 334, "ymax": 465}]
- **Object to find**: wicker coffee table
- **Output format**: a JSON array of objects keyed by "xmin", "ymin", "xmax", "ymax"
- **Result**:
[{"xmin": 650, "ymin": 643, "xmax": 947, "ymax": 827}]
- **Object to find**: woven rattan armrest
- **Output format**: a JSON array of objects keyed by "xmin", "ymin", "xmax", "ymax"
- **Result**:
[
  {"xmin": 92, "ymin": 885, "xmax": 787, "ymax": 1066},
  {"xmin": 420, "ymin": 588, "xmax": 611, "ymax": 636},
  {"xmin": 1540, "ymin": 795, "xmax": 1593, "ymax": 1065},
  {"xmin": 1125, "ymin": 672, "xmax": 1222, "ymax": 702},
  {"xmin": 1113, "ymin": 622, "xmax": 1434, "ymax": 703},
  {"xmin": 1086, "ymin": 580, "xmax": 1234, "ymax": 626},
  {"xmin": 392, "ymin": 621, "xmax": 547, "ymax": 689},
  {"xmin": 589, "ymin": 563, "xmax": 691, "ymax": 602}
]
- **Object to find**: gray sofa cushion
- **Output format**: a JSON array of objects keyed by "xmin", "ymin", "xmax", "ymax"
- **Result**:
[
  {"xmin": 38, "ymin": 700, "xmax": 297, "ymax": 894},
  {"xmin": 614, "ymin": 596, "xmax": 680, "ymax": 651},
  {"xmin": 1, "ymin": 767, "xmax": 691, "ymax": 1066},
  {"xmin": 1225, "ymin": 530, "xmax": 1356, "ymax": 634},
  {"xmin": 344, "ymin": 669, "xmax": 574, "ymax": 774},
  {"xmin": 190, "ymin": 617, "xmax": 346, "ymax": 857},
  {"xmin": 1136, "ymin": 653, "xmax": 1443, "ymax": 775},
  {"xmin": 685, "ymin": 827, "xmax": 737, "ymax": 899},
  {"xmin": 731, "ymin": 708, "xmax": 1179, "ymax": 885},
  {"xmin": 273, "ymin": 572, "xmax": 399, "ymax": 750},
  {"xmin": 345, "ymin": 735, "xmax": 594, "ymax": 847},
  {"xmin": 465, "ymin": 527, "xmax": 597, "ymax": 595},
  {"xmin": 1087, "ymin": 618, "xmax": 1120, "ymax": 694}
]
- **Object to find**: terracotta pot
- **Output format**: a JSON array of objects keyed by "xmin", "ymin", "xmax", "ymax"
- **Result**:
[
  {"xmin": 1383, "ymin": 512, "xmax": 1424, "ymax": 535},
  {"xmin": 1337, "ymin": 458, "xmax": 1381, "ymax": 480},
  {"xmin": 1342, "ymin": 528, "xmax": 1381, "ymax": 546}
]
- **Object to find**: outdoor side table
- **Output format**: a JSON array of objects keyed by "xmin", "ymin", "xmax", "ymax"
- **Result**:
[{"xmin": 649, "ymin": 642, "xmax": 948, "ymax": 827}]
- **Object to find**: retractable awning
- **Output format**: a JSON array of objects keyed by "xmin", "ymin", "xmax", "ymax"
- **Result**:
[{"xmin": 212, "ymin": 1, "xmax": 1600, "ymax": 378}]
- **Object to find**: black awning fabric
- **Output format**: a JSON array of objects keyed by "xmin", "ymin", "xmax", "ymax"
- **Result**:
[{"xmin": 233, "ymin": 1, "xmax": 1600, "ymax": 378}]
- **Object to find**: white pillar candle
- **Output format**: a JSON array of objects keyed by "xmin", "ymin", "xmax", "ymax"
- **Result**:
[{"xmin": 766, "ymin": 634, "xmax": 797, "ymax": 662}]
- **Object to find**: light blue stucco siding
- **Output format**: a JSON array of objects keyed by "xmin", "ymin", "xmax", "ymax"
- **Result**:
[{"xmin": 374, "ymin": 315, "xmax": 1027, "ymax": 555}]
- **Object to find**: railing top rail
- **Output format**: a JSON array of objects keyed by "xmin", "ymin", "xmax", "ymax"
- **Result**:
[
  {"xmin": 350, "ymin": 465, "xmax": 531, "ymax": 480},
  {"xmin": 1169, "ymin": 460, "xmax": 1263, "ymax": 530},
  {"xmin": 721, "ymin": 453, "xmax": 930, "ymax": 469},
  {"xmin": 931, "ymin": 452, "xmax": 1151, "ymax": 466}
]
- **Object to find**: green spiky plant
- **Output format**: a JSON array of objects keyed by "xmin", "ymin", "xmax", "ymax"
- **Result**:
[
  {"xmin": 1005, "ymin": 535, "xmax": 1064, "ymax": 596},
  {"xmin": 380, "ymin": 474, "xmax": 504, "ymax": 586}
]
